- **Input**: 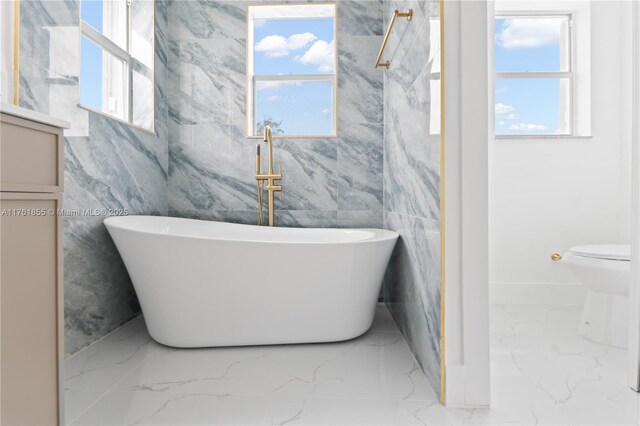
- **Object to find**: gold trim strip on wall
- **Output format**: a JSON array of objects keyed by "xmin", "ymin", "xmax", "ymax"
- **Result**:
[
  {"xmin": 439, "ymin": 0, "xmax": 446, "ymax": 405},
  {"xmin": 13, "ymin": 0, "xmax": 20, "ymax": 105},
  {"xmin": 374, "ymin": 9, "xmax": 413, "ymax": 69}
]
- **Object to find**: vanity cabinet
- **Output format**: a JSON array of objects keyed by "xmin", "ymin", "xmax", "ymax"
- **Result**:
[{"xmin": 1, "ymin": 111, "xmax": 65, "ymax": 425}]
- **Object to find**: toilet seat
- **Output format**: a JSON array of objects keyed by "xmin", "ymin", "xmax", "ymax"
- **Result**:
[{"xmin": 569, "ymin": 244, "xmax": 630, "ymax": 261}]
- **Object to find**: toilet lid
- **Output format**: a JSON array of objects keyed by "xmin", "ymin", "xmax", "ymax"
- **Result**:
[{"xmin": 570, "ymin": 244, "xmax": 630, "ymax": 261}]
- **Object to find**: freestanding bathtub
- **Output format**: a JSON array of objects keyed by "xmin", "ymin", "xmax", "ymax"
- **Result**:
[{"xmin": 104, "ymin": 215, "xmax": 399, "ymax": 348}]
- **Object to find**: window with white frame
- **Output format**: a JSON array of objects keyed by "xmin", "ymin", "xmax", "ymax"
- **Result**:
[
  {"xmin": 494, "ymin": 14, "xmax": 573, "ymax": 136},
  {"xmin": 247, "ymin": 4, "xmax": 337, "ymax": 137},
  {"xmin": 80, "ymin": 0, "xmax": 154, "ymax": 131}
]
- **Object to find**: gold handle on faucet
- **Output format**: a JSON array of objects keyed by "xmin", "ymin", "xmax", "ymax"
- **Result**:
[
  {"xmin": 255, "ymin": 144, "xmax": 261, "ymax": 174},
  {"xmin": 551, "ymin": 252, "xmax": 562, "ymax": 261},
  {"xmin": 278, "ymin": 163, "xmax": 283, "ymax": 201},
  {"xmin": 256, "ymin": 144, "xmax": 264, "ymax": 225}
]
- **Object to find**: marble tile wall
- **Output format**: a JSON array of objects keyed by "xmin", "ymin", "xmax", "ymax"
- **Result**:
[
  {"xmin": 382, "ymin": 0, "xmax": 442, "ymax": 398},
  {"xmin": 18, "ymin": 0, "xmax": 169, "ymax": 355},
  {"xmin": 18, "ymin": 4, "xmax": 442, "ymax": 404},
  {"xmin": 166, "ymin": 0, "xmax": 384, "ymax": 228}
]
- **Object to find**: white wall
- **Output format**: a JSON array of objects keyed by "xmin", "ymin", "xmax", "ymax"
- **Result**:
[
  {"xmin": 489, "ymin": 1, "xmax": 634, "ymax": 304},
  {"xmin": 627, "ymin": 0, "xmax": 640, "ymax": 390}
]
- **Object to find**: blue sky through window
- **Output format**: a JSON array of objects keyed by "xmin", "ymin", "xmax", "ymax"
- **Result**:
[
  {"xmin": 495, "ymin": 78, "xmax": 563, "ymax": 135},
  {"xmin": 80, "ymin": 0, "xmax": 154, "ymax": 128},
  {"xmin": 256, "ymin": 80, "xmax": 333, "ymax": 135},
  {"xmin": 80, "ymin": 36, "xmax": 103, "ymax": 111},
  {"xmin": 252, "ymin": 15, "xmax": 335, "ymax": 135},
  {"xmin": 254, "ymin": 18, "xmax": 334, "ymax": 75},
  {"xmin": 494, "ymin": 17, "xmax": 568, "ymax": 135},
  {"xmin": 81, "ymin": 0, "xmax": 103, "ymax": 32},
  {"xmin": 80, "ymin": 1, "xmax": 104, "ymax": 112}
]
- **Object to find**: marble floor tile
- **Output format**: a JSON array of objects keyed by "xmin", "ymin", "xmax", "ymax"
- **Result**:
[
  {"xmin": 401, "ymin": 400, "xmax": 539, "ymax": 426},
  {"xmin": 114, "ymin": 344, "xmax": 287, "ymax": 396},
  {"xmin": 63, "ymin": 389, "xmax": 105, "ymax": 424},
  {"xmin": 65, "ymin": 304, "xmax": 640, "ymax": 425},
  {"xmin": 265, "ymin": 397, "xmax": 426, "ymax": 426},
  {"xmin": 64, "ymin": 316, "xmax": 172, "ymax": 392},
  {"xmin": 488, "ymin": 304, "xmax": 640, "ymax": 425},
  {"xmin": 71, "ymin": 391, "xmax": 271, "ymax": 425},
  {"xmin": 271, "ymin": 331, "xmax": 435, "ymax": 401},
  {"xmin": 66, "ymin": 304, "xmax": 436, "ymax": 425}
]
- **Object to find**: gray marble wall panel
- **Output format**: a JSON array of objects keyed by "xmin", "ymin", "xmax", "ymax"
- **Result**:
[
  {"xmin": 383, "ymin": 212, "xmax": 441, "ymax": 391},
  {"xmin": 18, "ymin": 0, "xmax": 438, "ymax": 377},
  {"xmin": 19, "ymin": 0, "xmax": 169, "ymax": 355},
  {"xmin": 167, "ymin": 0, "xmax": 384, "ymax": 228},
  {"xmin": 382, "ymin": 0, "xmax": 442, "ymax": 397}
]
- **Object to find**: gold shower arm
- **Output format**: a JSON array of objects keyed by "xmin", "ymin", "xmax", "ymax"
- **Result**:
[{"xmin": 375, "ymin": 9, "xmax": 413, "ymax": 69}]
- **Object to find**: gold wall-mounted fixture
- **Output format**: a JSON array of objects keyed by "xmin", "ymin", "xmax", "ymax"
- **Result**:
[
  {"xmin": 375, "ymin": 9, "xmax": 413, "ymax": 69},
  {"xmin": 255, "ymin": 126, "xmax": 282, "ymax": 227},
  {"xmin": 551, "ymin": 252, "xmax": 562, "ymax": 261}
]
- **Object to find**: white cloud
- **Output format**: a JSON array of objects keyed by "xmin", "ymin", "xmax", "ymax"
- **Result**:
[
  {"xmin": 505, "ymin": 113, "xmax": 518, "ymax": 120},
  {"xmin": 321, "ymin": 109, "xmax": 330, "ymax": 114},
  {"xmin": 509, "ymin": 123, "xmax": 547, "ymax": 131},
  {"xmin": 257, "ymin": 81, "xmax": 302, "ymax": 90},
  {"xmin": 495, "ymin": 103, "xmax": 514, "ymax": 115},
  {"xmin": 497, "ymin": 121, "xmax": 506, "ymax": 127},
  {"xmin": 496, "ymin": 18, "xmax": 560, "ymax": 49},
  {"xmin": 296, "ymin": 40, "xmax": 335, "ymax": 72},
  {"xmin": 255, "ymin": 32, "xmax": 317, "ymax": 58},
  {"xmin": 288, "ymin": 33, "xmax": 319, "ymax": 50},
  {"xmin": 266, "ymin": 96, "xmax": 279, "ymax": 102}
]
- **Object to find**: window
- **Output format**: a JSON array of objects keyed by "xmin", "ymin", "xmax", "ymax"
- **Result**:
[
  {"xmin": 80, "ymin": 0, "xmax": 154, "ymax": 131},
  {"xmin": 247, "ymin": 4, "xmax": 337, "ymax": 137},
  {"xmin": 494, "ymin": 15, "xmax": 573, "ymax": 136}
]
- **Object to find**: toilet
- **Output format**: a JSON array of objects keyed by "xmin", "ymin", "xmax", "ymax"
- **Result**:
[{"xmin": 562, "ymin": 244, "xmax": 630, "ymax": 348}]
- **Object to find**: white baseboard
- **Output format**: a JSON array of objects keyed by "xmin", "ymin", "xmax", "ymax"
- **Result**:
[
  {"xmin": 444, "ymin": 364, "xmax": 491, "ymax": 407},
  {"xmin": 490, "ymin": 282, "xmax": 587, "ymax": 306},
  {"xmin": 444, "ymin": 365, "xmax": 466, "ymax": 407}
]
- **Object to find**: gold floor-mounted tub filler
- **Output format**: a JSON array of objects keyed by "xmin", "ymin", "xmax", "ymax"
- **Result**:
[{"xmin": 255, "ymin": 126, "xmax": 283, "ymax": 226}]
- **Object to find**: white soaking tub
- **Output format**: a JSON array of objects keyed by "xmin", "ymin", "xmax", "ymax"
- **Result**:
[{"xmin": 104, "ymin": 215, "xmax": 399, "ymax": 348}]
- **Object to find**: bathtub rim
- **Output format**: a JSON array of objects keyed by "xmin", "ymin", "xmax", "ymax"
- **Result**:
[{"xmin": 103, "ymin": 215, "xmax": 399, "ymax": 245}]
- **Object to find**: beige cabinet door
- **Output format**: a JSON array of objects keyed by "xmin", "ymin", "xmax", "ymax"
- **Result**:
[{"xmin": 1, "ymin": 194, "xmax": 63, "ymax": 425}]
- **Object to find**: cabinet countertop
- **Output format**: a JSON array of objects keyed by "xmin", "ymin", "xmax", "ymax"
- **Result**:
[{"xmin": 1, "ymin": 103, "xmax": 70, "ymax": 129}]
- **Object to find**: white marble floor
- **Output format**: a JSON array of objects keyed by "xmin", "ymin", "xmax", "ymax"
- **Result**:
[
  {"xmin": 64, "ymin": 304, "xmax": 439, "ymax": 425},
  {"xmin": 65, "ymin": 304, "xmax": 640, "ymax": 425},
  {"xmin": 485, "ymin": 304, "xmax": 639, "ymax": 425}
]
